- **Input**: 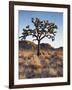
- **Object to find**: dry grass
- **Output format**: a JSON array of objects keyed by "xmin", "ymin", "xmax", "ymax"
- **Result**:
[{"xmin": 19, "ymin": 49, "xmax": 63, "ymax": 79}]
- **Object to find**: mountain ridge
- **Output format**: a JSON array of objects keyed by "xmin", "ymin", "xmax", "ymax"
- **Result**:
[{"xmin": 19, "ymin": 40, "xmax": 63, "ymax": 51}]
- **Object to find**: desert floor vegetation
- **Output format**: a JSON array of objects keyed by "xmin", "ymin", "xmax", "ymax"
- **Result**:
[{"xmin": 19, "ymin": 46, "xmax": 63, "ymax": 79}]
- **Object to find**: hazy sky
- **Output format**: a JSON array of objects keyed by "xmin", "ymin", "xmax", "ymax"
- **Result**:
[{"xmin": 18, "ymin": 10, "xmax": 63, "ymax": 48}]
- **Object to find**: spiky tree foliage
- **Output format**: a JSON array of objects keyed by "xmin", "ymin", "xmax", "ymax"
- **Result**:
[{"xmin": 19, "ymin": 18, "xmax": 58, "ymax": 56}]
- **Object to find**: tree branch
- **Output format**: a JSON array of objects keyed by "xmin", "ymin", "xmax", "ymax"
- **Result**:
[{"xmin": 40, "ymin": 34, "xmax": 46, "ymax": 40}]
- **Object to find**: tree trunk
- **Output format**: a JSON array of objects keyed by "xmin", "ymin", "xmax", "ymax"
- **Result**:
[{"xmin": 37, "ymin": 40, "xmax": 40, "ymax": 56}]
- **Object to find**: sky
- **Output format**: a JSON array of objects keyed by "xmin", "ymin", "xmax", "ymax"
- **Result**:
[{"xmin": 18, "ymin": 10, "xmax": 63, "ymax": 48}]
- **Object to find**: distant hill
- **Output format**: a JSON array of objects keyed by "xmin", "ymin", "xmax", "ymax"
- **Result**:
[
  {"xmin": 19, "ymin": 40, "xmax": 63, "ymax": 51},
  {"xmin": 19, "ymin": 40, "xmax": 36, "ymax": 50}
]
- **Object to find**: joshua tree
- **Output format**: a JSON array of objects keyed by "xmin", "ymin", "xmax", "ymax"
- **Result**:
[{"xmin": 19, "ymin": 18, "xmax": 58, "ymax": 56}]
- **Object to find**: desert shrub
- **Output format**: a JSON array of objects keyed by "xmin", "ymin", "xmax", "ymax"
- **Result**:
[
  {"xmin": 19, "ymin": 58, "xmax": 25, "ymax": 65},
  {"xmin": 28, "ymin": 57, "xmax": 31, "ymax": 60},
  {"xmin": 50, "ymin": 63, "xmax": 57, "ymax": 68},
  {"xmin": 19, "ymin": 74, "xmax": 26, "ymax": 79},
  {"xmin": 56, "ymin": 66, "xmax": 63, "ymax": 76},
  {"xmin": 41, "ymin": 68, "xmax": 49, "ymax": 78},
  {"xmin": 56, "ymin": 60, "xmax": 63, "ymax": 66},
  {"xmin": 19, "ymin": 65, "xmax": 25, "ymax": 73},
  {"xmin": 48, "ymin": 67, "xmax": 58, "ymax": 77}
]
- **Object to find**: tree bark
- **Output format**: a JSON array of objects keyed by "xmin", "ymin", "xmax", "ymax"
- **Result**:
[{"xmin": 37, "ymin": 40, "xmax": 40, "ymax": 56}]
